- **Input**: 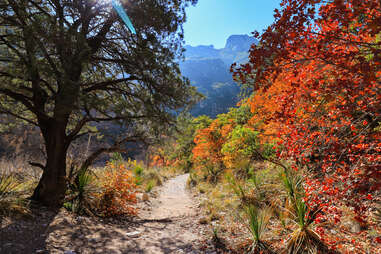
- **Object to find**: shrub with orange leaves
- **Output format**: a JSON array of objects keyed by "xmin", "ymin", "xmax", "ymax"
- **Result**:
[
  {"xmin": 151, "ymin": 154, "xmax": 165, "ymax": 167},
  {"xmin": 192, "ymin": 116, "xmax": 235, "ymax": 182},
  {"xmin": 100, "ymin": 162, "xmax": 138, "ymax": 216}
]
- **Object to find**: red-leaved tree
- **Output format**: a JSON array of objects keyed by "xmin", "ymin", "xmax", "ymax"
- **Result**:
[{"xmin": 234, "ymin": 0, "xmax": 380, "ymax": 228}]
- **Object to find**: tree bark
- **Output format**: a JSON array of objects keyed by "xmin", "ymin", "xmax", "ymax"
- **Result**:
[{"xmin": 31, "ymin": 121, "xmax": 69, "ymax": 207}]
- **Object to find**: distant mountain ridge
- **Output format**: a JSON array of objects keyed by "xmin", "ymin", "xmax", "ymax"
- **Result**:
[
  {"xmin": 184, "ymin": 34, "xmax": 257, "ymax": 65},
  {"xmin": 180, "ymin": 35, "xmax": 257, "ymax": 117}
]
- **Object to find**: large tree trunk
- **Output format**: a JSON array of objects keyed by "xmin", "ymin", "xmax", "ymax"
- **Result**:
[{"xmin": 31, "ymin": 122, "xmax": 69, "ymax": 207}]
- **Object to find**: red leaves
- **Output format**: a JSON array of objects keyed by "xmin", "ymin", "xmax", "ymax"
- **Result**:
[
  {"xmin": 229, "ymin": 0, "xmax": 381, "ymax": 249},
  {"xmin": 188, "ymin": 0, "xmax": 381, "ymax": 251},
  {"xmin": 365, "ymin": 194, "xmax": 372, "ymax": 200}
]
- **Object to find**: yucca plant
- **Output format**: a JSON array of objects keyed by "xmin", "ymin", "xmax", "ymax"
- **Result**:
[
  {"xmin": 229, "ymin": 173, "xmax": 275, "ymax": 253},
  {"xmin": 280, "ymin": 169, "xmax": 333, "ymax": 254},
  {"xmin": 244, "ymin": 205, "xmax": 276, "ymax": 254},
  {"xmin": 65, "ymin": 169, "xmax": 99, "ymax": 216},
  {"xmin": 0, "ymin": 172, "xmax": 21, "ymax": 201},
  {"xmin": 0, "ymin": 171, "xmax": 30, "ymax": 217}
]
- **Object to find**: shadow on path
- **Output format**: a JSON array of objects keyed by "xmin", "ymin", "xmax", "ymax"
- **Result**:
[
  {"xmin": 1, "ymin": 174, "xmax": 210, "ymax": 254},
  {"xmin": 0, "ymin": 203, "xmax": 59, "ymax": 254}
]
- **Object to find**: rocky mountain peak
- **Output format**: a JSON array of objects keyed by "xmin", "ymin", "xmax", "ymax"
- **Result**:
[{"xmin": 224, "ymin": 34, "xmax": 257, "ymax": 52}]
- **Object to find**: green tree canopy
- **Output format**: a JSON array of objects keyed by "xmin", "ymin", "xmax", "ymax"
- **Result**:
[{"xmin": 0, "ymin": 0, "xmax": 198, "ymax": 206}]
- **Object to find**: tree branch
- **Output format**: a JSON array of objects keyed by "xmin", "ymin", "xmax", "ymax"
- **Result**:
[
  {"xmin": 29, "ymin": 161, "xmax": 45, "ymax": 171},
  {"xmin": 79, "ymin": 134, "xmax": 145, "ymax": 171},
  {"xmin": 0, "ymin": 109, "xmax": 38, "ymax": 126},
  {"xmin": 66, "ymin": 116, "xmax": 89, "ymax": 141},
  {"xmin": 87, "ymin": 11, "xmax": 116, "ymax": 54},
  {"xmin": 82, "ymin": 77, "xmax": 136, "ymax": 93}
]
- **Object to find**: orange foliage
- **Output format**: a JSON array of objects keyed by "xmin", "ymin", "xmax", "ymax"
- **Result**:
[
  {"xmin": 101, "ymin": 162, "xmax": 138, "ymax": 216},
  {"xmin": 192, "ymin": 119, "xmax": 234, "ymax": 166},
  {"xmin": 151, "ymin": 154, "xmax": 165, "ymax": 167}
]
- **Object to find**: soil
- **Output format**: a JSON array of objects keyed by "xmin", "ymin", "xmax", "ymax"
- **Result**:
[{"xmin": 0, "ymin": 174, "xmax": 218, "ymax": 254}]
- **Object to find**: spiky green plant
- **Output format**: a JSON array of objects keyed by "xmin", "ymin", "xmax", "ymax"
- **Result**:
[
  {"xmin": 0, "ymin": 172, "xmax": 30, "ymax": 217},
  {"xmin": 0, "ymin": 172, "xmax": 20, "ymax": 201},
  {"xmin": 280, "ymin": 170, "xmax": 307, "ymax": 227},
  {"xmin": 246, "ymin": 205, "xmax": 271, "ymax": 242},
  {"xmin": 244, "ymin": 205, "xmax": 275, "ymax": 254},
  {"xmin": 66, "ymin": 169, "xmax": 99, "ymax": 215},
  {"xmin": 280, "ymin": 169, "xmax": 333, "ymax": 254}
]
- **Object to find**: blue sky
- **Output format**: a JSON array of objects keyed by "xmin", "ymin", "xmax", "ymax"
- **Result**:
[{"xmin": 183, "ymin": 0, "xmax": 281, "ymax": 48}]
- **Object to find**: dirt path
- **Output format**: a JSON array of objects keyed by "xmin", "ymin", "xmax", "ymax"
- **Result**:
[
  {"xmin": 129, "ymin": 174, "xmax": 206, "ymax": 254},
  {"xmin": 1, "ymin": 174, "xmax": 214, "ymax": 254},
  {"xmin": 143, "ymin": 174, "xmax": 197, "ymax": 219}
]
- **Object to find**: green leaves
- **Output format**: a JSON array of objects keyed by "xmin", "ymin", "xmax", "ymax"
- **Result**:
[
  {"xmin": 280, "ymin": 169, "xmax": 307, "ymax": 227},
  {"xmin": 65, "ymin": 169, "xmax": 99, "ymax": 215},
  {"xmin": 245, "ymin": 204, "xmax": 272, "ymax": 242}
]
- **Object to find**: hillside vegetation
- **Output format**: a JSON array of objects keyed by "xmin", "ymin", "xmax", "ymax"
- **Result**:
[
  {"xmin": 0, "ymin": 0, "xmax": 380, "ymax": 254},
  {"xmin": 150, "ymin": 0, "xmax": 381, "ymax": 253}
]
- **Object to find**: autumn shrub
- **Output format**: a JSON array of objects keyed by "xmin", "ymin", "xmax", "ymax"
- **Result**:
[
  {"xmin": 63, "ymin": 158, "xmax": 142, "ymax": 217},
  {"xmin": 99, "ymin": 162, "xmax": 138, "ymax": 216},
  {"xmin": 221, "ymin": 126, "xmax": 260, "ymax": 167}
]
